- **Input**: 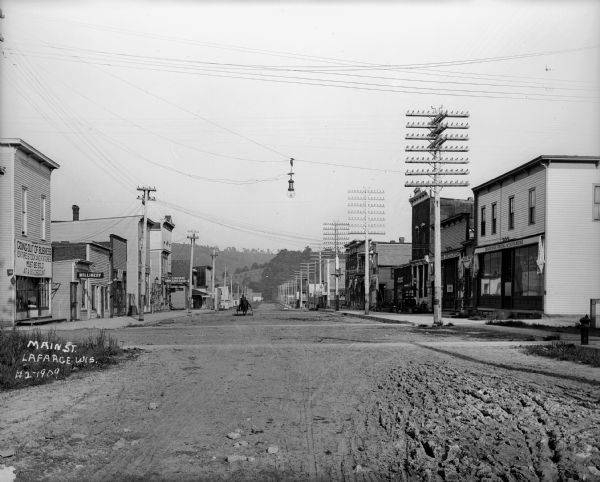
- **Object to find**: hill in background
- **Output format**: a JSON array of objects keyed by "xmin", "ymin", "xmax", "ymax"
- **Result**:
[
  {"xmin": 170, "ymin": 243, "xmax": 274, "ymax": 289},
  {"xmin": 170, "ymin": 244, "xmax": 317, "ymax": 301}
]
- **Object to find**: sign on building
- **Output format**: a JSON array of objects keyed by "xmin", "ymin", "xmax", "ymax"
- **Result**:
[
  {"xmin": 77, "ymin": 272, "xmax": 104, "ymax": 279},
  {"xmin": 15, "ymin": 240, "xmax": 52, "ymax": 278}
]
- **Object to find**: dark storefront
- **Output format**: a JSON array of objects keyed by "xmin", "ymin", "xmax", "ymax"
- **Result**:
[
  {"xmin": 394, "ymin": 264, "xmax": 416, "ymax": 312},
  {"xmin": 476, "ymin": 237, "xmax": 544, "ymax": 312},
  {"xmin": 441, "ymin": 256, "xmax": 459, "ymax": 311}
]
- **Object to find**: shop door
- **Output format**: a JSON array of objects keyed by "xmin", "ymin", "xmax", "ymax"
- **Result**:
[
  {"xmin": 70, "ymin": 282, "xmax": 78, "ymax": 321},
  {"xmin": 442, "ymin": 259, "xmax": 458, "ymax": 311},
  {"xmin": 501, "ymin": 250, "xmax": 513, "ymax": 309}
]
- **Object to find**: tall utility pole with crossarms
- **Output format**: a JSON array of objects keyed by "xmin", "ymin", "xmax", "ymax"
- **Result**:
[
  {"xmin": 187, "ymin": 230, "xmax": 198, "ymax": 313},
  {"xmin": 323, "ymin": 221, "xmax": 349, "ymax": 310},
  {"xmin": 137, "ymin": 186, "xmax": 156, "ymax": 321},
  {"xmin": 348, "ymin": 188, "xmax": 385, "ymax": 315},
  {"xmin": 405, "ymin": 108, "xmax": 470, "ymax": 325}
]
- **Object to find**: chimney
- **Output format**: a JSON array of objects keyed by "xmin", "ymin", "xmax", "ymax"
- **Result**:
[
  {"xmin": 399, "ymin": 237, "xmax": 405, "ymax": 243},
  {"xmin": 72, "ymin": 205, "xmax": 80, "ymax": 221}
]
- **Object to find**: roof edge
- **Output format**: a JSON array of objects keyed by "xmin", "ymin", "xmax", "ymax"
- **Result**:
[
  {"xmin": 0, "ymin": 138, "xmax": 60, "ymax": 170},
  {"xmin": 473, "ymin": 155, "xmax": 600, "ymax": 192}
]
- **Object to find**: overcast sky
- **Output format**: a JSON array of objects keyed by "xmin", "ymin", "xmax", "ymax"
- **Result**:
[{"xmin": 1, "ymin": 0, "xmax": 599, "ymax": 251}]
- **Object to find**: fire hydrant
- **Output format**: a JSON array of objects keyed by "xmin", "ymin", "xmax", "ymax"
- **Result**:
[{"xmin": 579, "ymin": 315, "xmax": 591, "ymax": 345}]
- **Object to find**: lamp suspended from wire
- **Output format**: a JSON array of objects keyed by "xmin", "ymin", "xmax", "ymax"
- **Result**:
[{"xmin": 287, "ymin": 157, "xmax": 295, "ymax": 198}]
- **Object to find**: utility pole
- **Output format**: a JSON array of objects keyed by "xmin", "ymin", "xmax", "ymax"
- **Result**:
[
  {"xmin": 211, "ymin": 248, "xmax": 218, "ymax": 311},
  {"xmin": 323, "ymin": 221, "xmax": 349, "ymax": 310},
  {"xmin": 187, "ymin": 230, "xmax": 198, "ymax": 313},
  {"xmin": 405, "ymin": 107, "xmax": 470, "ymax": 326},
  {"xmin": 137, "ymin": 186, "xmax": 156, "ymax": 321},
  {"xmin": 310, "ymin": 249, "xmax": 323, "ymax": 308},
  {"xmin": 301, "ymin": 262, "xmax": 316, "ymax": 309},
  {"xmin": 295, "ymin": 269, "xmax": 302, "ymax": 309},
  {"xmin": 348, "ymin": 188, "xmax": 385, "ymax": 315}
]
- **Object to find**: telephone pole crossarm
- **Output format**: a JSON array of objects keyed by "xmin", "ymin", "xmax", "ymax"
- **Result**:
[
  {"xmin": 403, "ymin": 107, "xmax": 471, "ymax": 326},
  {"xmin": 136, "ymin": 186, "xmax": 156, "ymax": 322},
  {"xmin": 347, "ymin": 188, "xmax": 385, "ymax": 315}
]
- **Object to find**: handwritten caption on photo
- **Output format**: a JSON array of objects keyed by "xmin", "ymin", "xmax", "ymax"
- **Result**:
[{"xmin": 16, "ymin": 340, "xmax": 96, "ymax": 380}]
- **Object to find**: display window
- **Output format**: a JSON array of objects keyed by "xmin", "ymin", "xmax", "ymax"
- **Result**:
[
  {"xmin": 480, "ymin": 252, "xmax": 501, "ymax": 296},
  {"xmin": 15, "ymin": 277, "xmax": 49, "ymax": 315},
  {"xmin": 514, "ymin": 245, "xmax": 543, "ymax": 297}
]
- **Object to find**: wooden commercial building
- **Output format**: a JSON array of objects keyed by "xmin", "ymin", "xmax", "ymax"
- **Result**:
[
  {"xmin": 0, "ymin": 139, "xmax": 60, "ymax": 326},
  {"xmin": 473, "ymin": 155, "xmax": 600, "ymax": 318}
]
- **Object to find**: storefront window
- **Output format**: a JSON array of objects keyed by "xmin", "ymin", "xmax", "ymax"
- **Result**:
[
  {"xmin": 514, "ymin": 245, "xmax": 543, "ymax": 297},
  {"xmin": 16, "ymin": 277, "xmax": 49, "ymax": 313},
  {"xmin": 81, "ymin": 281, "xmax": 87, "ymax": 309},
  {"xmin": 480, "ymin": 252, "xmax": 501, "ymax": 296}
]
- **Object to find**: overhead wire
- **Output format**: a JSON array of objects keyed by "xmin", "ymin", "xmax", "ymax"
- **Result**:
[
  {"xmin": 55, "ymin": 201, "xmax": 142, "ymax": 242},
  {"xmin": 156, "ymin": 198, "xmax": 322, "ymax": 245},
  {"xmin": 26, "ymin": 42, "xmax": 598, "ymax": 93},
  {"xmin": 7, "ymin": 52, "xmax": 139, "ymax": 192},
  {"xmin": 18, "ymin": 11, "xmax": 600, "ymax": 76},
  {"xmin": 8, "ymin": 47, "xmax": 403, "ymax": 178},
  {"xmin": 8, "ymin": 45, "xmax": 597, "ymax": 102}
]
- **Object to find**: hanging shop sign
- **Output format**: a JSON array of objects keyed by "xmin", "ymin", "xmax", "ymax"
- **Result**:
[
  {"xmin": 77, "ymin": 272, "xmax": 104, "ymax": 279},
  {"xmin": 166, "ymin": 276, "xmax": 187, "ymax": 285},
  {"xmin": 15, "ymin": 240, "xmax": 52, "ymax": 278}
]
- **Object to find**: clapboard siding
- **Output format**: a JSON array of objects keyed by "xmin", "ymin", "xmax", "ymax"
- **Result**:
[
  {"xmin": 111, "ymin": 236, "xmax": 127, "ymax": 272},
  {"xmin": 477, "ymin": 165, "xmax": 546, "ymax": 246},
  {"xmin": 14, "ymin": 149, "xmax": 52, "ymax": 241},
  {"xmin": 441, "ymin": 216, "xmax": 469, "ymax": 251},
  {"xmin": 0, "ymin": 147, "xmax": 16, "ymax": 326},
  {"xmin": 52, "ymin": 217, "xmax": 149, "ymax": 298},
  {"xmin": 545, "ymin": 163, "xmax": 600, "ymax": 315},
  {"xmin": 51, "ymin": 260, "xmax": 74, "ymax": 321},
  {"xmin": 88, "ymin": 245, "xmax": 111, "ymax": 287}
]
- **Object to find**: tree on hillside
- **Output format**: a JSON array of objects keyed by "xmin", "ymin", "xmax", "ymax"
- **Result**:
[{"xmin": 259, "ymin": 246, "xmax": 314, "ymax": 301}]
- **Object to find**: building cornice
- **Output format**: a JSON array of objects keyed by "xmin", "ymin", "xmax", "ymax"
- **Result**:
[
  {"xmin": 473, "ymin": 155, "xmax": 600, "ymax": 192},
  {"xmin": 1, "ymin": 138, "xmax": 60, "ymax": 170}
]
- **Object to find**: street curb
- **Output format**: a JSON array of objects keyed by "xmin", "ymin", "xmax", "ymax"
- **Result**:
[{"xmin": 338, "ymin": 311, "xmax": 415, "ymax": 326}]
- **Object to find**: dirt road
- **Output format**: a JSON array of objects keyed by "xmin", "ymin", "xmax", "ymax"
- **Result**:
[{"xmin": 1, "ymin": 304, "xmax": 599, "ymax": 481}]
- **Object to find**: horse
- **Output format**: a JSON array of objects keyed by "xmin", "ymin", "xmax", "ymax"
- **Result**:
[{"xmin": 237, "ymin": 297, "xmax": 251, "ymax": 316}]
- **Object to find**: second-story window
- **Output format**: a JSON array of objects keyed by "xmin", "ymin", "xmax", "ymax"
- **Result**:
[
  {"xmin": 508, "ymin": 196, "xmax": 515, "ymax": 230},
  {"xmin": 529, "ymin": 188, "xmax": 536, "ymax": 224},
  {"xmin": 22, "ymin": 187, "xmax": 28, "ymax": 236},
  {"xmin": 594, "ymin": 185, "xmax": 600, "ymax": 221},
  {"xmin": 491, "ymin": 203, "xmax": 497, "ymax": 235},
  {"xmin": 41, "ymin": 195, "xmax": 47, "ymax": 240},
  {"xmin": 480, "ymin": 206, "xmax": 486, "ymax": 236}
]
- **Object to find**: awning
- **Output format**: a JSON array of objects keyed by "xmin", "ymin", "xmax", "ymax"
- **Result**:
[
  {"xmin": 192, "ymin": 288, "xmax": 210, "ymax": 296},
  {"xmin": 441, "ymin": 250, "xmax": 461, "ymax": 261}
]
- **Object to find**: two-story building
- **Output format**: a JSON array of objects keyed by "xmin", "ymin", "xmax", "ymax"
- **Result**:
[
  {"xmin": 440, "ymin": 211, "xmax": 475, "ymax": 313},
  {"xmin": 473, "ymin": 155, "xmax": 600, "ymax": 318},
  {"xmin": 52, "ymin": 208, "xmax": 155, "ymax": 315},
  {"xmin": 52, "ymin": 241, "xmax": 112, "ymax": 320},
  {"xmin": 150, "ymin": 215, "xmax": 175, "ymax": 311},
  {"xmin": 345, "ymin": 238, "xmax": 412, "ymax": 310},
  {"xmin": 319, "ymin": 255, "xmax": 346, "ymax": 309},
  {"xmin": 409, "ymin": 189, "xmax": 473, "ymax": 311},
  {"xmin": 0, "ymin": 139, "xmax": 60, "ymax": 326}
]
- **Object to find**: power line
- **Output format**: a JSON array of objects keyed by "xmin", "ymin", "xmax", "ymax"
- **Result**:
[
  {"xmin": 156, "ymin": 198, "xmax": 321, "ymax": 245},
  {"xmin": 14, "ymin": 13, "xmax": 600, "ymax": 72},
  {"xmin": 9, "ymin": 45, "xmax": 597, "ymax": 102}
]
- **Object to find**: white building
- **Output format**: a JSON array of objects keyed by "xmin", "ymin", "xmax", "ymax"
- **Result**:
[
  {"xmin": 150, "ymin": 215, "xmax": 175, "ymax": 310},
  {"xmin": 0, "ymin": 139, "xmax": 60, "ymax": 326},
  {"xmin": 473, "ymin": 155, "xmax": 600, "ymax": 319},
  {"xmin": 52, "ymin": 209, "xmax": 154, "ymax": 315}
]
